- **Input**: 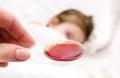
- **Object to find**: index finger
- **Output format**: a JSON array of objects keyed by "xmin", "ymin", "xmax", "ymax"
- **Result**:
[{"xmin": 0, "ymin": 8, "xmax": 35, "ymax": 47}]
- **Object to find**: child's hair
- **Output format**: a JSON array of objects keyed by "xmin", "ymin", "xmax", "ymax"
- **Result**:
[{"xmin": 55, "ymin": 9, "xmax": 93, "ymax": 41}]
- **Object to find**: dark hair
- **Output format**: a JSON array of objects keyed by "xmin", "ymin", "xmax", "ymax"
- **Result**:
[{"xmin": 55, "ymin": 9, "xmax": 93, "ymax": 41}]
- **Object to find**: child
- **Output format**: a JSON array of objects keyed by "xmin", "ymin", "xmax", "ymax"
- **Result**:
[
  {"xmin": 30, "ymin": 9, "xmax": 93, "ymax": 44},
  {"xmin": 47, "ymin": 9, "xmax": 93, "ymax": 43}
]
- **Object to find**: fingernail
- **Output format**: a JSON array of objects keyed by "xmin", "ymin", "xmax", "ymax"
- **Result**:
[{"xmin": 16, "ymin": 49, "xmax": 30, "ymax": 61}]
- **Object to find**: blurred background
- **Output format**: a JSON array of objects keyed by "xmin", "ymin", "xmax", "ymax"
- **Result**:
[
  {"xmin": 0, "ymin": 0, "xmax": 116, "ymax": 48},
  {"xmin": 0, "ymin": 0, "xmax": 120, "ymax": 78}
]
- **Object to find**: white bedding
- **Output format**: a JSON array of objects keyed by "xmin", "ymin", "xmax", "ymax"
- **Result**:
[
  {"xmin": 0, "ymin": 0, "xmax": 120, "ymax": 78},
  {"xmin": 0, "ymin": 0, "xmax": 115, "ymax": 53},
  {"xmin": 0, "ymin": 24, "xmax": 105, "ymax": 78}
]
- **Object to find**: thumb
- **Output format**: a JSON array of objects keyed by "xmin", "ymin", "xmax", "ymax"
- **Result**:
[{"xmin": 0, "ymin": 43, "xmax": 30, "ymax": 62}]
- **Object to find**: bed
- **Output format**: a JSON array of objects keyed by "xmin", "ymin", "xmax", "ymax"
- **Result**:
[{"xmin": 0, "ymin": 0, "xmax": 120, "ymax": 78}]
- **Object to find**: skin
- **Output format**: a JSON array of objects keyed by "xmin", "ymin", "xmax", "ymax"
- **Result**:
[
  {"xmin": 30, "ymin": 17, "xmax": 86, "ymax": 43},
  {"xmin": 0, "ymin": 8, "xmax": 35, "ymax": 67},
  {"xmin": 49, "ymin": 22, "xmax": 86, "ymax": 43}
]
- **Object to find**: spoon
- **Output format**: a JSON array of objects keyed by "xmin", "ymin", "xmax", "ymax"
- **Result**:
[{"xmin": 44, "ymin": 40, "xmax": 84, "ymax": 61}]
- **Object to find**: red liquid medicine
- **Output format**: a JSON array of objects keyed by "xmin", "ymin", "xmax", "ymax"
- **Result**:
[{"xmin": 45, "ymin": 41, "xmax": 83, "ymax": 61}]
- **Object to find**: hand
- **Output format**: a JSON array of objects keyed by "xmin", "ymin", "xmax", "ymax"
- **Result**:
[{"xmin": 0, "ymin": 8, "xmax": 35, "ymax": 67}]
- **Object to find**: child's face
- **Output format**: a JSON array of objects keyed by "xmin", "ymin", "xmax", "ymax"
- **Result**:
[{"xmin": 49, "ymin": 23, "xmax": 85, "ymax": 43}]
